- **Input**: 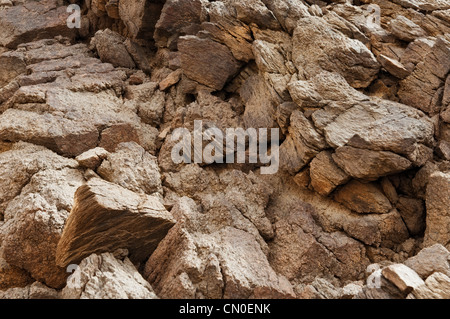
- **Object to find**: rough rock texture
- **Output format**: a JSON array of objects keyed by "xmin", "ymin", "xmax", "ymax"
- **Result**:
[
  {"xmin": 56, "ymin": 178, "xmax": 175, "ymax": 267},
  {"xmin": 1, "ymin": 0, "xmax": 450, "ymax": 300},
  {"xmin": 62, "ymin": 252, "xmax": 157, "ymax": 299}
]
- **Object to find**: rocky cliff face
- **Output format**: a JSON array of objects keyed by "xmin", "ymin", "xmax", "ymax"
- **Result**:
[{"xmin": 0, "ymin": 0, "xmax": 449, "ymax": 299}]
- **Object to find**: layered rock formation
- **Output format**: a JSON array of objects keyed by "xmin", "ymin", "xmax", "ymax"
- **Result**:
[{"xmin": 0, "ymin": 0, "xmax": 449, "ymax": 299}]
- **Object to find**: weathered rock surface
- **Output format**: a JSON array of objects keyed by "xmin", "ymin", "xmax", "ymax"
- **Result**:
[
  {"xmin": 62, "ymin": 252, "xmax": 157, "ymax": 299},
  {"xmin": 56, "ymin": 178, "xmax": 175, "ymax": 267}
]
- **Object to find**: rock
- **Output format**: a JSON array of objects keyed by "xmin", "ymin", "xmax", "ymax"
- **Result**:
[
  {"xmin": 396, "ymin": 197, "xmax": 425, "ymax": 236},
  {"xmin": 56, "ymin": 178, "xmax": 175, "ymax": 267},
  {"xmin": 97, "ymin": 142, "xmax": 163, "ymax": 195},
  {"xmin": 424, "ymin": 171, "xmax": 450, "ymax": 249},
  {"xmin": 436, "ymin": 141, "xmax": 450, "ymax": 160},
  {"xmin": 334, "ymin": 180, "xmax": 393, "ymax": 214},
  {"xmin": 292, "ymin": 17, "xmax": 379, "ymax": 88},
  {"xmin": 178, "ymin": 36, "xmax": 241, "ymax": 91},
  {"xmin": 382, "ymin": 264, "xmax": 425, "ymax": 295},
  {"xmin": 404, "ymin": 244, "xmax": 450, "ymax": 279},
  {"xmin": 0, "ymin": 0, "xmax": 76, "ymax": 49},
  {"xmin": 1, "ymin": 168, "xmax": 85, "ymax": 289},
  {"xmin": 145, "ymin": 225, "xmax": 295, "ymax": 299},
  {"xmin": 62, "ymin": 252, "xmax": 157, "ymax": 299},
  {"xmin": 75, "ymin": 147, "xmax": 109, "ymax": 170},
  {"xmin": 407, "ymin": 272, "xmax": 450, "ymax": 299},
  {"xmin": 119, "ymin": 0, "xmax": 164, "ymax": 39},
  {"xmin": 159, "ymin": 69, "xmax": 182, "ymax": 91},
  {"xmin": 377, "ymin": 54, "xmax": 410, "ymax": 79},
  {"xmin": 0, "ymin": 281, "xmax": 59, "ymax": 299},
  {"xmin": 392, "ymin": 0, "xmax": 450, "ymax": 11},
  {"xmin": 399, "ymin": 36, "xmax": 450, "ymax": 114},
  {"xmin": 332, "ymin": 147, "xmax": 412, "ymax": 181},
  {"xmin": 91, "ymin": 29, "xmax": 136, "ymax": 69},
  {"xmin": 309, "ymin": 151, "xmax": 350, "ymax": 196},
  {"xmin": 0, "ymin": 248, "xmax": 33, "ymax": 290},
  {"xmin": 389, "ymin": 15, "xmax": 427, "ymax": 42},
  {"xmin": 0, "ymin": 53, "xmax": 26, "ymax": 88},
  {"xmin": 381, "ymin": 177, "xmax": 399, "ymax": 205}
]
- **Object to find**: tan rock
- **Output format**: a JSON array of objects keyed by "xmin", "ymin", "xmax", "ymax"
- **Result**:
[
  {"xmin": 424, "ymin": 171, "xmax": 450, "ymax": 249},
  {"xmin": 310, "ymin": 151, "xmax": 350, "ymax": 196},
  {"xmin": 408, "ymin": 272, "xmax": 450, "ymax": 299},
  {"xmin": 56, "ymin": 178, "xmax": 175, "ymax": 267},
  {"xmin": 382, "ymin": 264, "xmax": 424, "ymax": 295},
  {"xmin": 334, "ymin": 180, "xmax": 393, "ymax": 214},
  {"xmin": 404, "ymin": 244, "xmax": 450, "ymax": 279}
]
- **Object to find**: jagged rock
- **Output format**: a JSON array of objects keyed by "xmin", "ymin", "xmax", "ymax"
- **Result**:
[
  {"xmin": 334, "ymin": 180, "xmax": 393, "ymax": 214},
  {"xmin": 332, "ymin": 147, "xmax": 412, "ymax": 181},
  {"xmin": 393, "ymin": 0, "xmax": 450, "ymax": 11},
  {"xmin": 309, "ymin": 151, "xmax": 350, "ymax": 196},
  {"xmin": 292, "ymin": 17, "xmax": 379, "ymax": 88},
  {"xmin": 407, "ymin": 272, "xmax": 450, "ymax": 299},
  {"xmin": 56, "ymin": 178, "xmax": 175, "ymax": 267},
  {"xmin": 1, "ymin": 167, "xmax": 85, "ymax": 288},
  {"xmin": 178, "ymin": 35, "xmax": 241, "ymax": 91},
  {"xmin": 399, "ymin": 36, "xmax": 450, "ymax": 114},
  {"xmin": 424, "ymin": 171, "xmax": 450, "ymax": 249},
  {"xmin": 269, "ymin": 204, "xmax": 369, "ymax": 284},
  {"xmin": 62, "ymin": 252, "xmax": 157, "ymax": 299},
  {"xmin": 0, "ymin": 53, "xmax": 26, "ymax": 88},
  {"xmin": 144, "ymin": 197, "xmax": 294, "ymax": 299},
  {"xmin": 97, "ymin": 142, "xmax": 162, "ymax": 195},
  {"xmin": 396, "ymin": 197, "xmax": 425, "ymax": 236},
  {"xmin": 389, "ymin": 15, "xmax": 427, "ymax": 42},
  {"xmin": 382, "ymin": 264, "xmax": 425, "ymax": 295},
  {"xmin": 0, "ymin": 281, "xmax": 59, "ymax": 299},
  {"xmin": 377, "ymin": 54, "xmax": 410, "ymax": 79},
  {"xmin": 91, "ymin": 29, "xmax": 136, "ymax": 69},
  {"xmin": 0, "ymin": 248, "xmax": 33, "ymax": 290},
  {"xmin": 0, "ymin": 0, "xmax": 76, "ymax": 49},
  {"xmin": 404, "ymin": 244, "xmax": 450, "ymax": 279},
  {"xmin": 119, "ymin": 0, "xmax": 164, "ymax": 39},
  {"xmin": 75, "ymin": 147, "xmax": 109, "ymax": 170}
]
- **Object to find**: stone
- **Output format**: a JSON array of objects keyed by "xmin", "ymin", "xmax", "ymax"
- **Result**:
[
  {"xmin": 62, "ymin": 252, "xmax": 157, "ymax": 299},
  {"xmin": 392, "ymin": 0, "xmax": 450, "ymax": 11},
  {"xmin": 424, "ymin": 171, "xmax": 450, "ymax": 249},
  {"xmin": 309, "ymin": 151, "xmax": 350, "ymax": 196},
  {"xmin": 382, "ymin": 264, "xmax": 425, "ymax": 295},
  {"xmin": 407, "ymin": 272, "xmax": 450, "ymax": 299},
  {"xmin": 159, "ymin": 69, "xmax": 182, "ymax": 91},
  {"xmin": 178, "ymin": 36, "xmax": 241, "ymax": 91},
  {"xmin": 436, "ymin": 141, "xmax": 450, "ymax": 160},
  {"xmin": 0, "ymin": 0, "xmax": 76, "ymax": 49},
  {"xmin": 334, "ymin": 180, "xmax": 393, "ymax": 214},
  {"xmin": 1, "ymin": 168, "xmax": 85, "ymax": 289},
  {"xmin": 75, "ymin": 147, "xmax": 109, "ymax": 170},
  {"xmin": 56, "ymin": 178, "xmax": 175, "ymax": 267},
  {"xmin": 389, "ymin": 15, "xmax": 427, "ymax": 42},
  {"xmin": 91, "ymin": 29, "xmax": 136, "ymax": 69},
  {"xmin": 377, "ymin": 54, "xmax": 410, "ymax": 79},
  {"xmin": 97, "ymin": 142, "xmax": 163, "ymax": 195},
  {"xmin": 0, "ymin": 53, "xmax": 26, "ymax": 88},
  {"xmin": 292, "ymin": 17, "xmax": 379, "ymax": 88},
  {"xmin": 404, "ymin": 244, "xmax": 450, "ymax": 279},
  {"xmin": 0, "ymin": 248, "xmax": 33, "ymax": 290},
  {"xmin": 332, "ymin": 147, "xmax": 412, "ymax": 181}
]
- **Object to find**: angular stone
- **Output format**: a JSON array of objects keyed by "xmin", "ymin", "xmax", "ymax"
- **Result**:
[
  {"xmin": 404, "ymin": 244, "xmax": 450, "ymax": 279},
  {"xmin": 75, "ymin": 147, "xmax": 109, "ymax": 170},
  {"xmin": 377, "ymin": 54, "xmax": 410, "ymax": 79},
  {"xmin": 56, "ymin": 178, "xmax": 176, "ymax": 267},
  {"xmin": 0, "ymin": 53, "xmax": 26, "ymax": 88},
  {"xmin": 382, "ymin": 264, "xmax": 425, "ymax": 295},
  {"xmin": 97, "ymin": 142, "xmax": 163, "ymax": 195},
  {"xmin": 90, "ymin": 29, "xmax": 136, "ymax": 69},
  {"xmin": 332, "ymin": 147, "xmax": 412, "ymax": 181},
  {"xmin": 0, "ymin": 0, "xmax": 76, "ymax": 49},
  {"xmin": 292, "ymin": 17, "xmax": 379, "ymax": 88},
  {"xmin": 389, "ymin": 15, "xmax": 427, "ymax": 42},
  {"xmin": 334, "ymin": 180, "xmax": 392, "ymax": 214},
  {"xmin": 408, "ymin": 272, "xmax": 450, "ymax": 299},
  {"xmin": 309, "ymin": 151, "xmax": 350, "ymax": 196},
  {"xmin": 178, "ymin": 36, "xmax": 241, "ymax": 91},
  {"xmin": 424, "ymin": 171, "xmax": 450, "ymax": 249},
  {"xmin": 62, "ymin": 252, "xmax": 157, "ymax": 299},
  {"xmin": 392, "ymin": 0, "xmax": 450, "ymax": 11}
]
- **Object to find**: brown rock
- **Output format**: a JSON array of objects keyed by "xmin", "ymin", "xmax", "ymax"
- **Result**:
[
  {"xmin": 91, "ymin": 29, "xmax": 136, "ymax": 69},
  {"xmin": 377, "ymin": 54, "xmax": 410, "ymax": 79},
  {"xmin": 309, "ymin": 151, "xmax": 350, "ymax": 196},
  {"xmin": 424, "ymin": 171, "xmax": 450, "ymax": 249},
  {"xmin": 404, "ymin": 244, "xmax": 450, "ymax": 279},
  {"xmin": 178, "ymin": 36, "xmax": 241, "ymax": 91},
  {"xmin": 56, "ymin": 178, "xmax": 176, "ymax": 267},
  {"xmin": 382, "ymin": 264, "xmax": 424, "ymax": 295},
  {"xmin": 333, "ymin": 146, "xmax": 412, "ymax": 181},
  {"xmin": 334, "ymin": 180, "xmax": 392, "ymax": 214}
]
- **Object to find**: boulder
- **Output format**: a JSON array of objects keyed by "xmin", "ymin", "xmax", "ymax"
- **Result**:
[{"xmin": 56, "ymin": 178, "xmax": 176, "ymax": 267}]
